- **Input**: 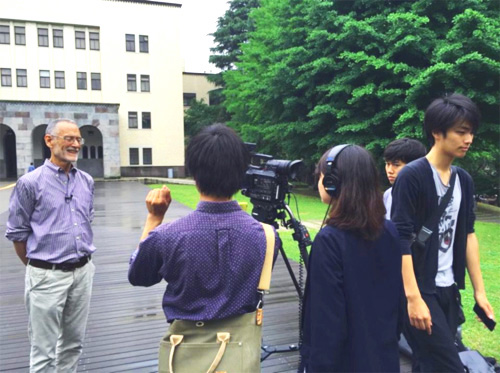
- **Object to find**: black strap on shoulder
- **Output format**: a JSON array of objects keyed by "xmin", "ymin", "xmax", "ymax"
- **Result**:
[{"xmin": 416, "ymin": 167, "xmax": 457, "ymax": 245}]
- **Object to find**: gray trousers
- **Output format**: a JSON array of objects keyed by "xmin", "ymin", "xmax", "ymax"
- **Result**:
[{"xmin": 25, "ymin": 261, "xmax": 95, "ymax": 373}]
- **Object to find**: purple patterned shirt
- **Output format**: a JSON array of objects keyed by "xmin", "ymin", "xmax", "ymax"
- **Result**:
[
  {"xmin": 5, "ymin": 159, "xmax": 95, "ymax": 263},
  {"xmin": 129, "ymin": 200, "xmax": 280, "ymax": 322}
]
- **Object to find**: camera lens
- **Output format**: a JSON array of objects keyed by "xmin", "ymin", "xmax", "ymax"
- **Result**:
[{"xmin": 266, "ymin": 159, "xmax": 303, "ymax": 179}]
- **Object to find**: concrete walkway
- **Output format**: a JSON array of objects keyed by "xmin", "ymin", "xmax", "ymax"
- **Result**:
[
  {"xmin": 0, "ymin": 182, "xmax": 16, "ymax": 214},
  {"xmin": 3, "ymin": 177, "xmax": 495, "ymax": 371},
  {"xmin": 0, "ymin": 181, "xmax": 307, "ymax": 372},
  {"xmin": 475, "ymin": 203, "xmax": 500, "ymax": 224}
]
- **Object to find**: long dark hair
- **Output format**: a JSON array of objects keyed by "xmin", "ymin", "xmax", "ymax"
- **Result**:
[{"xmin": 318, "ymin": 145, "xmax": 386, "ymax": 240}]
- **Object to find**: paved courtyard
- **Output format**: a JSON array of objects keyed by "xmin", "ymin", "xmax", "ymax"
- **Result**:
[
  {"xmin": 0, "ymin": 180, "xmax": 415, "ymax": 372},
  {"xmin": 0, "ymin": 181, "xmax": 306, "ymax": 372}
]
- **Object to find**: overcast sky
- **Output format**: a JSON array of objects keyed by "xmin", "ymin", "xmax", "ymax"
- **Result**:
[{"xmin": 179, "ymin": 0, "xmax": 231, "ymax": 73}]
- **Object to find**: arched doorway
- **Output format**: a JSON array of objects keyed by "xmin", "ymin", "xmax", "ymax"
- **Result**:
[
  {"xmin": 32, "ymin": 125, "xmax": 50, "ymax": 167},
  {"xmin": 0, "ymin": 124, "xmax": 17, "ymax": 179},
  {"xmin": 78, "ymin": 126, "xmax": 104, "ymax": 178}
]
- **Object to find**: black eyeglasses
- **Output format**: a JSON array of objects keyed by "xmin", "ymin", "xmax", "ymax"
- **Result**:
[{"xmin": 51, "ymin": 136, "xmax": 85, "ymax": 144}]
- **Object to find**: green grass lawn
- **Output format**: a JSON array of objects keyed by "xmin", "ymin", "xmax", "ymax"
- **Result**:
[
  {"xmin": 150, "ymin": 183, "xmax": 499, "ymax": 358},
  {"xmin": 461, "ymin": 221, "xmax": 500, "ymax": 359}
]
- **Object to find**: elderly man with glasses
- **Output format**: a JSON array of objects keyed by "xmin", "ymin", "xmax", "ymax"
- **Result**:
[{"xmin": 6, "ymin": 118, "xmax": 96, "ymax": 373}]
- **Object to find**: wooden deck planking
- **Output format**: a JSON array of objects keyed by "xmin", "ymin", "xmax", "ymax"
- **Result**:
[{"xmin": 0, "ymin": 181, "xmax": 411, "ymax": 372}]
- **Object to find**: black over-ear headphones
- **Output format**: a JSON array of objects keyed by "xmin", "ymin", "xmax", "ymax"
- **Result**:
[{"xmin": 323, "ymin": 144, "xmax": 352, "ymax": 197}]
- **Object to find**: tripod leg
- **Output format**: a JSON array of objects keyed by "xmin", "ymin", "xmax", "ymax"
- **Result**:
[{"xmin": 279, "ymin": 245, "xmax": 303, "ymax": 298}]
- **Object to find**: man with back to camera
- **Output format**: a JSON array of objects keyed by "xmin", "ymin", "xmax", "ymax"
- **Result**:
[
  {"xmin": 383, "ymin": 138, "xmax": 427, "ymax": 219},
  {"xmin": 391, "ymin": 93, "xmax": 495, "ymax": 372},
  {"xmin": 6, "ymin": 119, "xmax": 96, "ymax": 372},
  {"xmin": 128, "ymin": 124, "xmax": 280, "ymax": 371}
]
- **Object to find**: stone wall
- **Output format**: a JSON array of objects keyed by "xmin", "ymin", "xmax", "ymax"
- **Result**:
[
  {"xmin": 0, "ymin": 101, "xmax": 121, "ymax": 178},
  {"xmin": 120, "ymin": 165, "xmax": 185, "ymax": 178}
]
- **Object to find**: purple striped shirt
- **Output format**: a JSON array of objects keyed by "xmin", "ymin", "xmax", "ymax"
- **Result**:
[{"xmin": 5, "ymin": 159, "xmax": 95, "ymax": 263}]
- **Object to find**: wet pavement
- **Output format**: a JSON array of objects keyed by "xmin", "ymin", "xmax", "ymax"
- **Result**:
[
  {"xmin": 0, "ymin": 182, "xmax": 16, "ymax": 214},
  {"xmin": 3, "ymin": 179, "xmax": 496, "ymax": 371},
  {"xmin": 475, "ymin": 206, "xmax": 500, "ymax": 224},
  {"xmin": 0, "ymin": 181, "xmax": 304, "ymax": 372}
]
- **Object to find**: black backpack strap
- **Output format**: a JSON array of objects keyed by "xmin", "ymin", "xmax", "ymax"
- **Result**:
[{"xmin": 416, "ymin": 167, "xmax": 457, "ymax": 245}]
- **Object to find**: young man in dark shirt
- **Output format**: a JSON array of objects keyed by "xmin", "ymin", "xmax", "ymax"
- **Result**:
[
  {"xmin": 383, "ymin": 138, "xmax": 426, "ymax": 219},
  {"xmin": 391, "ymin": 93, "xmax": 495, "ymax": 372}
]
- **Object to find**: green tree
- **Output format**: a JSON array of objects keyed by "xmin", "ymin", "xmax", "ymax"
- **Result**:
[
  {"xmin": 184, "ymin": 0, "xmax": 260, "ymax": 139},
  {"xmin": 223, "ymin": 0, "xmax": 499, "ymax": 193},
  {"xmin": 209, "ymin": 0, "xmax": 260, "ymax": 87},
  {"xmin": 209, "ymin": 0, "xmax": 260, "ymax": 73},
  {"xmin": 184, "ymin": 99, "xmax": 230, "ymax": 138}
]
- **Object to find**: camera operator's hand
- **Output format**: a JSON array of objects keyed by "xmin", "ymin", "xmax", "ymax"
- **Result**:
[
  {"xmin": 146, "ymin": 185, "xmax": 171, "ymax": 218},
  {"xmin": 140, "ymin": 185, "xmax": 171, "ymax": 241}
]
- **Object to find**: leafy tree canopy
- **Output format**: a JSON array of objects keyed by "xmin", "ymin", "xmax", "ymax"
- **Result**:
[
  {"xmin": 222, "ymin": 0, "xmax": 499, "ymax": 193},
  {"xmin": 184, "ymin": 0, "xmax": 259, "ymax": 139},
  {"xmin": 209, "ymin": 0, "xmax": 260, "ymax": 86},
  {"xmin": 184, "ymin": 99, "xmax": 230, "ymax": 139}
]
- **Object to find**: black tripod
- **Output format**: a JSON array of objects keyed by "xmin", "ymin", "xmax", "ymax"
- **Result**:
[{"xmin": 259, "ymin": 201, "xmax": 312, "ymax": 361}]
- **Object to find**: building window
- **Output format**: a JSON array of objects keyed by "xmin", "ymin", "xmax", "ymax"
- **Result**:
[
  {"xmin": 126, "ymin": 34, "xmax": 135, "ymax": 52},
  {"xmin": 183, "ymin": 93, "xmax": 196, "ymax": 106},
  {"xmin": 38, "ymin": 28, "xmax": 49, "ymax": 47},
  {"xmin": 53, "ymin": 29, "xmax": 63, "ymax": 48},
  {"xmin": 141, "ymin": 75, "xmax": 150, "ymax": 92},
  {"xmin": 55, "ymin": 71, "xmax": 65, "ymax": 89},
  {"xmin": 15, "ymin": 26, "xmax": 25, "ymax": 45},
  {"xmin": 0, "ymin": 25, "xmax": 9, "ymax": 44},
  {"xmin": 77, "ymin": 72, "xmax": 87, "ymax": 89},
  {"xmin": 127, "ymin": 74, "xmax": 136, "ymax": 91},
  {"xmin": 16, "ymin": 69, "xmax": 27, "ymax": 87},
  {"xmin": 81, "ymin": 145, "xmax": 104, "ymax": 160},
  {"xmin": 1, "ymin": 68, "xmax": 12, "ymax": 87},
  {"xmin": 89, "ymin": 32, "xmax": 99, "ymax": 50},
  {"xmin": 139, "ymin": 35, "xmax": 149, "ymax": 53},
  {"xmin": 75, "ymin": 31, "xmax": 85, "ymax": 49},
  {"xmin": 209, "ymin": 90, "xmax": 223, "ymax": 106},
  {"xmin": 40, "ymin": 70, "xmax": 50, "ymax": 88},
  {"xmin": 128, "ymin": 112, "xmax": 138, "ymax": 128},
  {"xmin": 143, "ymin": 148, "xmax": 152, "ymax": 165},
  {"xmin": 129, "ymin": 148, "xmax": 139, "ymax": 165},
  {"xmin": 91, "ymin": 72, "xmax": 101, "ymax": 90},
  {"xmin": 142, "ymin": 112, "xmax": 151, "ymax": 129}
]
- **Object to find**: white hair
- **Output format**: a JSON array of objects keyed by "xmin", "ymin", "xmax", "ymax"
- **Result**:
[{"xmin": 45, "ymin": 119, "xmax": 78, "ymax": 135}]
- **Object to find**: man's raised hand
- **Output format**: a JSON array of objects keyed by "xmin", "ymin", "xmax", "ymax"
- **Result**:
[{"xmin": 146, "ymin": 185, "xmax": 171, "ymax": 219}]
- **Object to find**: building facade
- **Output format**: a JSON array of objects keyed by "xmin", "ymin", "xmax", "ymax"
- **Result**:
[
  {"xmin": 0, "ymin": 0, "xmax": 185, "ymax": 179},
  {"xmin": 182, "ymin": 72, "xmax": 218, "ymax": 108}
]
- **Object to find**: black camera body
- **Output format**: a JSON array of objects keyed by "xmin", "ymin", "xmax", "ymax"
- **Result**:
[
  {"xmin": 242, "ymin": 144, "xmax": 311, "ymax": 304},
  {"xmin": 242, "ymin": 146, "xmax": 302, "ymax": 224}
]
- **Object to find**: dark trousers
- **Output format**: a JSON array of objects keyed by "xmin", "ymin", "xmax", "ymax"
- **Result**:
[{"xmin": 403, "ymin": 284, "xmax": 465, "ymax": 373}]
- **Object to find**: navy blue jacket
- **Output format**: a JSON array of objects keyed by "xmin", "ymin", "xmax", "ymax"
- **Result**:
[
  {"xmin": 391, "ymin": 157, "xmax": 475, "ymax": 293},
  {"xmin": 300, "ymin": 222, "xmax": 402, "ymax": 372}
]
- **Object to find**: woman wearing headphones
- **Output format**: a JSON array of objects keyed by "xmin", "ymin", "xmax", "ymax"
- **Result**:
[{"xmin": 300, "ymin": 145, "xmax": 403, "ymax": 372}]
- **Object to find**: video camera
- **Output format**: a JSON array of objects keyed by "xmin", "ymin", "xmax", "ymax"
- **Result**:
[
  {"xmin": 241, "ymin": 143, "xmax": 303, "ymax": 225},
  {"xmin": 242, "ymin": 144, "xmax": 311, "ymax": 361},
  {"xmin": 241, "ymin": 143, "xmax": 312, "ymax": 361}
]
